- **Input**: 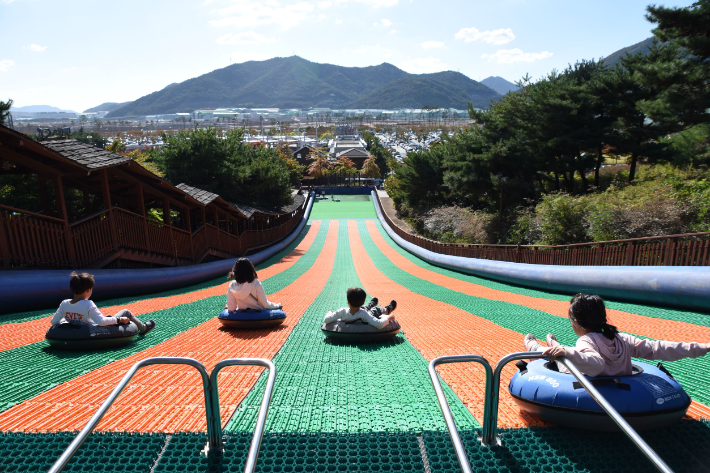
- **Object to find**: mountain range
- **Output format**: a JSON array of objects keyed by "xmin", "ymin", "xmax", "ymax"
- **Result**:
[
  {"xmin": 13, "ymin": 105, "xmax": 76, "ymax": 113},
  {"xmin": 480, "ymin": 76, "xmax": 519, "ymax": 95},
  {"xmin": 83, "ymin": 101, "xmax": 132, "ymax": 113},
  {"xmin": 105, "ymin": 56, "xmax": 501, "ymax": 118},
  {"xmin": 602, "ymin": 37, "xmax": 654, "ymax": 67}
]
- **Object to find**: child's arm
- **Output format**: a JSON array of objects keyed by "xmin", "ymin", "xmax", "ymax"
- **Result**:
[
  {"xmin": 226, "ymin": 289, "xmax": 237, "ymax": 312},
  {"xmin": 251, "ymin": 280, "xmax": 282, "ymax": 309},
  {"xmin": 324, "ymin": 308, "xmax": 346, "ymax": 324},
  {"xmin": 49, "ymin": 303, "xmax": 65, "ymax": 325},
  {"xmin": 87, "ymin": 302, "xmax": 119, "ymax": 326},
  {"xmin": 359, "ymin": 310, "xmax": 392, "ymax": 329},
  {"xmin": 623, "ymin": 333, "xmax": 708, "ymax": 362}
]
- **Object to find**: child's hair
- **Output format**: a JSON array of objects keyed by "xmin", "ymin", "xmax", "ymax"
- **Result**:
[
  {"xmin": 569, "ymin": 293, "xmax": 618, "ymax": 340},
  {"xmin": 69, "ymin": 272, "xmax": 95, "ymax": 295},
  {"xmin": 346, "ymin": 287, "xmax": 367, "ymax": 308},
  {"xmin": 228, "ymin": 258, "xmax": 257, "ymax": 284}
]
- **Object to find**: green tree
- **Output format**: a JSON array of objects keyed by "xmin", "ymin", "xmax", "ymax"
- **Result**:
[
  {"xmin": 155, "ymin": 127, "xmax": 292, "ymax": 208},
  {"xmin": 0, "ymin": 98, "xmax": 12, "ymax": 126}
]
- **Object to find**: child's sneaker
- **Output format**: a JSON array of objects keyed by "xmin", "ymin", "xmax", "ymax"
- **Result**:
[
  {"xmin": 546, "ymin": 333, "xmax": 559, "ymax": 347},
  {"xmin": 141, "ymin": 320, "xmax": 156, "ymax": 336},
  {"xmin": 384, "ymin": 300, "xmax": 397, "ymax": 314},
  {"xmin": 524, "ymin": 333, "xmax": 541, "ymax": 352},
  {"xmin": 364, "ymin": 297, "xmax": 378, "ymax": 311}
]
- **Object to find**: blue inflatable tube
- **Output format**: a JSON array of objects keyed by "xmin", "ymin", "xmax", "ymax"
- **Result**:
[
  {"xmin": 372, "ymin": 191, "xmax": 710, "ymax": 311},
  {"xmin": 0, "ymin": 194, "xmax": 314, "ymax": 315},
  {"xmin": 218, "ymin": 308, "xmax": 286, "ymax": 329},
  {"xmin": 508, "ymin": 359, "xmax": 690, "ymax": 431}
]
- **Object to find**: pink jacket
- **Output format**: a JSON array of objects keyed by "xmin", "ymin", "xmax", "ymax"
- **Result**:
[{"xmin": 563, "ymin": 332, "xmax": 707, "ymax": 377}]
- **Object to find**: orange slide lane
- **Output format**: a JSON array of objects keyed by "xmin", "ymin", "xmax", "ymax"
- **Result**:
[
  {"xmin": 0, "ymin": 221, "xmax": 321, "ymax": 352},
  {"xmin": 366, "ymin": 220, "xmax": 710, "ymax": 344},
  {"xmin": 348, "ymin": 221, "xmax": 544, "ymax": 428},
  {"xmin": 0, "ymin": 220, "xmax": 337, "ymax": 433}
]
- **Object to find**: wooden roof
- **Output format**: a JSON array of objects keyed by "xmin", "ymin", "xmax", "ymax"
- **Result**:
[
  {"xmin": 40, "ymin": 139, "xmax": 131, "ymax": 169},
  {"xmin": 176, "ymin": 183, "xmax": 220, "ymax": 205}
]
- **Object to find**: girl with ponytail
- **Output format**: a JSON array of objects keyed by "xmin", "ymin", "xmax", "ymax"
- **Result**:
[{"xmin": 524, "ymin": 293, "xmax": 708, "ymax": 377}]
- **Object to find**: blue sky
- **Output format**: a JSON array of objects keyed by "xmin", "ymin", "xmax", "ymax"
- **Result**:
[{"xmin": 0, "ymin": 0, "xmax": 697, "ymax": 112}]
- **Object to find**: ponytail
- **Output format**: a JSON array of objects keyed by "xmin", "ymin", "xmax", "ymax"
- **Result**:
[{"xmin": 600, "ymin": 322, "xmax": 618, "ymax": 340}]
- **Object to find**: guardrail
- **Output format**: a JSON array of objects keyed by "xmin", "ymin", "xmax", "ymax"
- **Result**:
[
  {"xmin": 48, "ymin": 357, "xmax": 276, "ymax": 473},
  {"xmin": 374, "ymin": 191, "xmax": 710, "ymax": 266},
  {"xmin": 428, "ymin": 352, "xmax": 673, "ymax": 473}
]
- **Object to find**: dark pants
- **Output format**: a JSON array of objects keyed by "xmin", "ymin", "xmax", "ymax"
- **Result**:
[{"xmin": 116, "ymin": 309, "xmax": 146, "ymax": 333}]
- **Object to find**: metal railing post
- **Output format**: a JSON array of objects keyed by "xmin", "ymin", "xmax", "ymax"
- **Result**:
[
  {"xmin": 48, "ymin": 357, "xmax": 216, "ymax": 473},
  {"xmin": 428, "ymin": 355, "xmax": 494, "ymax": 473},
  {"xmin": 209, "ymin": 359, "xmax": 276, "ymax": 473}
]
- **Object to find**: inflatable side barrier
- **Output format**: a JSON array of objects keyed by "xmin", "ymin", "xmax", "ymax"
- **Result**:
[{"xmin": 373, "ymin": 190, "xmax": 710, "ymax": 312}]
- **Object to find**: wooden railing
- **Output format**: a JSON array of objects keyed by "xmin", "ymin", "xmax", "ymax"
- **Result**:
[
  {"xmin": 0, "ymin": 205, "xmax": 69, "ymax": 268},
  {"xmin": 374, "ymin": 191, "xmax": 710, "ymax": 266},
  {"xmin": 1, "ymin": 192, "xmax": 310, "ymax": 269}
]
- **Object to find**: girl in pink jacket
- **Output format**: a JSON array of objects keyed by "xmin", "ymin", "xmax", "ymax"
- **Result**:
[{"xmin": 524, "ymin": 293, "xmax": 708, "ymax": 377}]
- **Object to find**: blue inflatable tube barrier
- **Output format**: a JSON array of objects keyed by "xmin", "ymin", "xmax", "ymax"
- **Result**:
[
  {"xmin": 509, "ymin": 359, "xmax": 690, "ymax": 431},
  {"xmin": 218, "ymin": 308, "xmax": 286, "ymax": 329},
  {"xmin": 0, "ymin": 194, "xmax": 314, "ymax": 315},
  {"xmin": 372, "ymin": 191, "xmax": 710, "ymax": 311}
]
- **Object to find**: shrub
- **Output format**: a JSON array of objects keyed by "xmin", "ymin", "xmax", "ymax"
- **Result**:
[{"xmin": 417, "ymin": 206, "xmax": 496, "ymax": 243}]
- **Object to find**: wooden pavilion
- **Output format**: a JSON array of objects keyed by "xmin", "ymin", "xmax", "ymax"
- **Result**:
[{"xmin": 0, "ymin": 125, "xmax": 307, "ymax": 269}]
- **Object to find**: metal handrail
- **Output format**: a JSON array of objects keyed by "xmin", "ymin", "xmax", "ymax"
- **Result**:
[
  {"xmin": 48, "ymin": 357, "xmax": 277, "ymax": 473},
  {"xmin": 48, "ymin": 357, "xmax": 215, "ymax": 473},
  {"xmin": 428, "ymin": 355, "xmax": 494, "ymax": 473},
  {"xmin": 428, "ymin": 352, "xmax": 674, "ymax": 473},
  {"xmin": 208, "ymin": 358, "xmax": 276, "ymax": 473}
]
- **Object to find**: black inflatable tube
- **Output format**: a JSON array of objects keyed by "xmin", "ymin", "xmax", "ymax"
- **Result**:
[
  {"xmin": 321, "ymin": 327, "xmax": 400, "ymax": 342},
  {"xmin": 372, "ymin": 191, "xmax": 710, "ymax": 312},
  {"xmin": 0, "ymin": 194, "xmax": 314, "ymax": 315}
]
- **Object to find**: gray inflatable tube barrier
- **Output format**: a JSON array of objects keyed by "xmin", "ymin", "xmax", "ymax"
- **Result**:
[
  {"xmin": 0, "ymin": 194, "xmax": 314, "ymax": 314},
  {"xmin": 372, "ymin": 191, "xmax": 710, "ymax": 312}
]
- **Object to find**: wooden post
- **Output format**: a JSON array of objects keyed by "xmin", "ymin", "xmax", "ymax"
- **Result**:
[
  {"xmin": 214, "ymin": 207, "xmax": 220, "ymax": 249},
  {"xmin": 52, "ymin": 174, "xmax": 78, "ymax": 267},
  {"xmin": 0, "ymin": 212, "xmax": 11, "ymax": 269},
  {"xmin": 137, "ymin": 185, "xmax": 150, "ymax": 253},
  {"xmin": 37, "ymin": 174, "xmax": 53, "ymax": 216},
  {"xmin": 594, "ymin": 243, "xmax": 604, "ymax": 265},
  {"xmin": 163, "ymin": 198, "xmax": 171, "ymax": 226},
  {"xmin": 184, "ymin": 206, "xmax": 193, "ymax": 260},
  {"xmin": 625, "ymin": 241, "xmax": 635, "ymax": 266},
  {"xmin": 100, "ymin": 169, "xmax": 119, "ymax": 253}
]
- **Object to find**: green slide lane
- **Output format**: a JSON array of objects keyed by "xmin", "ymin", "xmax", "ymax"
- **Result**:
[
  {"xmin": 309, "ymin": 195, "xmax": 377, "ymax": 219},
  {"xmin": 0, "ymin": 222, "xmax": 329, "ymax": 414},
  {"xmin": 226, "ymin": 219, "xmax": 477, "ymax": 434},
  {"xmin": 373, "ymin": 223, "xmax": 710, "ymax": 328},
  {"xmin": 359, "ymin": 221, "xmax": 710, "ymax": 407}
]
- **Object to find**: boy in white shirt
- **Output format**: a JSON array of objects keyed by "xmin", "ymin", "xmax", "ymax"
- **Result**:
[
  {"xmin": 50, "ymin": 272, "xmax": 155, "ymax": 335},
  {"xmin": 323, "ymin": 287, "xmax": 397, "ymax": 329}
]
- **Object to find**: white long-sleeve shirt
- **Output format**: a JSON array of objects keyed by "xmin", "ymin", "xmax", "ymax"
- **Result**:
[
  {"xmin": 226, "ymin": 279, "xmax": 281, "ymax": 311},
  {"xmin": 323, "ymin": 307, "xmax": 393, "ymax": 329},
  {"xmin": 50, "ymin": 299, "xmax": 118, "ymax": 326},
  {"xmin": 562, "ymin": 332, "xmax": 708, "ymax": 377}
]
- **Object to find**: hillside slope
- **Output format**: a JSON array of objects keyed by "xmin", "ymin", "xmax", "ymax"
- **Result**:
[
  {"xmin": 107, "ymin": 56, "xmax": 497, "ymax": 117},
  {"xmin": 603, "ymin": 37, "xmax": 654, "ymax": 67},
  {"xmin": 481, "ymin": 76, "xmax": 519, "ymax": 95},
  {"xmin": 83, "ymin": 102, "xmax": 132, "ymax": 113}
]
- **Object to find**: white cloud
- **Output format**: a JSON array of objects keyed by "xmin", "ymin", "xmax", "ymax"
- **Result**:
[
  {"xmin": 397, "ymin": 57, "xmax": 448, "ymax": 74},
  {"xmin": 0, "ymin": 60, "xmax": 14, "ymax": 72},
  {"xmin": 318, "ymin": 1, "xmax": 332, "ymax": 6},
  {"xmin": 230, "ymin": 52, "xmax": 274, "ymax": 63},
  {"xmin": 1, "ymin": 0, "xmax": 18, "ymax": 4},
  {"xmin": 336, "ymin": 0, "xmax": 398, "ymax": 7},
  {"xmin": 373, "ymin": 18, "xmax": 392, "ymax": 27},
  {"xmin": 481, "ymin": 48, "xmax": 553, "ymax": 64},
  {"xmin": 455, "ymin": 26, "xmax": 515, "ymax": 45},
  {"xmin": 216, "ymin": 31, "xmax": 275, "ymax": 45},
  {"xmin": 390, "ymin": 29, "xmax": 396, "ymax": 35},
  {"xmin": 334, "ymin": 18, "xmax": 343, "ymax": 24},
  {"xmin": 24, "ymin": 44, "xmax": 47, "ymax": 52},
  {"xmin": 211, "ymin": 1, "xmax": 315, "ymax": 30},
  {"xmin": 421, "ymin": 41, "xmax": 444, "ymax": 49}
]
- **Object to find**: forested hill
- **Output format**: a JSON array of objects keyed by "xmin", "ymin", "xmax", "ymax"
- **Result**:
[
  {"xmin": 349, "ymin": 72, "xmax": 499, "ymax": 109},
  {"xmin": 106, "ymin": 56, "xmax": 499, "ymax": 117},
  {"xmin": 83, "ymin": 101, "xmax": 132, "ymax": 113},
  {"xmin": 603, "ymin": 37, "xmax": 654, "ymax": 67},
  {"xmin": 481, "ymin": 76, "xmax": 519, "ymax": 95}
]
